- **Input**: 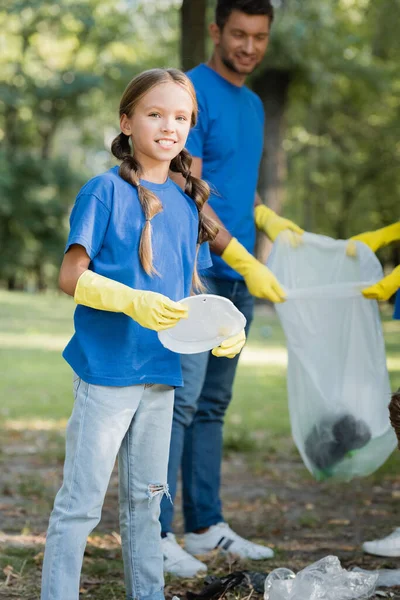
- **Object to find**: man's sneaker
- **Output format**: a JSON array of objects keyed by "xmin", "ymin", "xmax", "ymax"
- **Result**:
[
  {"xmin": 184, "ymin": 522, "xmax": 274, "ymax": 560},
  {"xmin": 162, "ymin": 533, "xmax": 208, "ymax": 577},
  {"xmin": 363, "ymin": 528, "xmax": 400, "ymax": 557}
]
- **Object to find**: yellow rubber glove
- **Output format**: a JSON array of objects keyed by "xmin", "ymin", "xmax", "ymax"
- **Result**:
[
  {"xmin": 212, "ymin": 329, "xmax": 246, "ymax": 358},
  {"xmin": 347, "ymin": 222, "xmax": 400, "ymax": 256},
  {"xmin": 254, "ymin": 204, "xmax": 304, "ymax": 243},
  {"xmin": 74, "ymin": 270, "xmax": 188, "ymax": 331},
  {"xmin": 362, "ymin": 265, "xmax": 400, "ymax": 301},
  {"xmin": 221, "ymin": 238, "xmax": 286, "ymax": 302}
]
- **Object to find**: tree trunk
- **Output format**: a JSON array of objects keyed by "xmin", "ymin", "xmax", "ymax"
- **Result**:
[
  {"xmin": 181, "ymin": 0, "xmax": 207, "ymax": 71},
  {"xmin": 7, "ymin": 275, "xmax": 16, "ymax": 291},
  {"xmin": 252, "ymin": 68, "xmax": 291, "ymax": 262}
]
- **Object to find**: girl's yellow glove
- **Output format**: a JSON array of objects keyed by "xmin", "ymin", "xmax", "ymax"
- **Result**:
[
  {"xmin": 75, "ymin": 270, "xmax": 188, "ymax": 331},
  {"xmin": 254, "ymin": 204, "xmax": 303, "ymax": 243},
  {"xmin": 212, "ymin": 329, "xmax": 246, "ymax": 359},
  {"xmin": 362, "ymin": 265, "xmax": 400, "ymax": 301}
]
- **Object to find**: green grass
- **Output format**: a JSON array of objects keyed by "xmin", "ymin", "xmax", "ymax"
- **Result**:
[{"xmin": 0, "ymin": 290, "xmax": 399, "ymax": 454}]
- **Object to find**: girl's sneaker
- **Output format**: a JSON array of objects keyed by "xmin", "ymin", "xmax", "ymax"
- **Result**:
[
  {"xmin": 184, "ymin": 522, "xmax": 274, "ymax": 560},
  {"xmin": 162, "ymin": 533, "xmax": 207, "ymax": 577}
]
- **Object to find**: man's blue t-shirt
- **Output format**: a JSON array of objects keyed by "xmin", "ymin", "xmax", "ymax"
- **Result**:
[
  {"xmin": 186, "ymin": 63, "xmax": 265, "ymax": 281},
  {"xmin": 63, "ymin": 166, "xmax": 211, "ymax": 387}
]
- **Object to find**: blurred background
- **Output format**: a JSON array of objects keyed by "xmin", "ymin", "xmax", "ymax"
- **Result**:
[
  {"xmin": 1, "ymin": 2, "xmax": 400, "ymax": 596},
  {"xmin": 1, "ymin": 0, "xmax": 399, "ymax": 291}
]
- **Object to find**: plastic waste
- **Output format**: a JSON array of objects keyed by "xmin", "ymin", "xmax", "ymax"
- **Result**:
[
  {"xmin": 353, "ymin": 567, "xmax": 400, "ymax": 588},
  {"xmin": 264, "ymin": 556, "xmax": 378, "ymax": 600},
  {"xmin": 304, "ymin": 414, "xmax": 371, "ymax": 473},
  {"xmin": 158, "ymin": 294, "xmax": 246, "ymax": 354},
  {"xmin": 186, "ymin": 571, "xmax": 246, "ymax": 600},
  {"xmin": 268, "ymin": 233, "xmax": 396, "ymax": 480},
  {"xmin": 264, "ymin": 568, "xmax": 296, "ymax": 600}
]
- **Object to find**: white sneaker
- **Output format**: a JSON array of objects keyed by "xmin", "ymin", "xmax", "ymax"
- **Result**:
[
  {"xmin": 362, "ymin": 528, "xmax": 400, "ymax": 557},
  {"xmin": 162, "ymin": 533, "xmax": 207, "ymax": 577},
  {"xmin": 184, "ymin": 522, "xmax": 274, "ymax": 560}
]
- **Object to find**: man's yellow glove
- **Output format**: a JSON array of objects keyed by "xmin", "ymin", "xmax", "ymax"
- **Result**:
[
  {"xmin": 212, "ymin": 329, "xmax": 246, "ymax": 359},
  {"xmin": 254, "ymin": 204, "xmax": 304, "ymax": 243},
  {"xmin": 362, "ymin": 265, "xmax": 400, "ymax": 301},
  {"xmin": 347, "ymin": 222, "xmax": 400, "ymax": 256},
  {"xmin": 221, "ymin": 238, "xmax": 286, "ymax": 302},
  {"xmin": 75, "ymin": 270, "xmax": 188, "ymax": 331}
]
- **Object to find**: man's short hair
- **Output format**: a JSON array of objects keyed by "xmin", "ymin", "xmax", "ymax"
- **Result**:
[{"xmin": 215, "ymin": 0, "xmax": 274, "ymax": 30}]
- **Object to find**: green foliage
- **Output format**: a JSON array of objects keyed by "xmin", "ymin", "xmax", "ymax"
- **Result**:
[
  {"xmin": 0, "ymin": 0, "xmax": 180, "ymax": 289},
  {"xmin": 261, "ymin": 0, "xmax": 400, "ymax": 237},
  {"xmin": 1, "ymin": 0, "xmax": 399, "ymax": 287}
]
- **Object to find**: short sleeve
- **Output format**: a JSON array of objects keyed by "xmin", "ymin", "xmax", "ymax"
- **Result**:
[
  {"xmin": 197, "ymin": 241, "xmax": 212, "ymax": 271},
  {"xmin": 65, "ymin": 194, "xmax": 111, "ymax": 260},
  {"xmin": 186, "ymin": 90, "xmax": 209, "ymax": 159}
]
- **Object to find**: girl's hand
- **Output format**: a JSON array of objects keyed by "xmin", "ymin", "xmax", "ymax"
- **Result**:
[{"xmin": 211, "ymin": 329, "xmax": 246, "ymax": 359}]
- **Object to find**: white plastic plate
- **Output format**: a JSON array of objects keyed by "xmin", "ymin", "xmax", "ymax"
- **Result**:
[{"xmin": 158, "ymin": 294, "xmax": 246, "ymax": 354}]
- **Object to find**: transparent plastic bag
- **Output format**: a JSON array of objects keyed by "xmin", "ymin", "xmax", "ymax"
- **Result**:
[
  {"xmin": 353, "ymin": 567, "xmax": 400, "ymax": 587},
  {"xmin": 268, "ymin": 233, "xmax": 396, "ymax": 481},
  {"xmin": 264, "ymin": 556, "xmax": 378, "ymax": 600}
]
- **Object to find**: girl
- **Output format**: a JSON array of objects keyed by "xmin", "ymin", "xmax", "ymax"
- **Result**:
[{"xmin": 41, "ymin": 68, "xmax": 246, "ymax": 600}]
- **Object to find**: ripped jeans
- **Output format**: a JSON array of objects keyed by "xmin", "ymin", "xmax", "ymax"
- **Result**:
[{"xmin": 41, "ymin": 376, "xmax": 174, "ymax": 600}]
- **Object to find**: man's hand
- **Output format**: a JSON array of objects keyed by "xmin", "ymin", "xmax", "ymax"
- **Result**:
[
  {"xmin": 222, "ymin": 238, "xmax": 286, "ymax": 302},
  {"xmin": 254, "ymin": 204, "xmax": 303, "ymax": 243}
]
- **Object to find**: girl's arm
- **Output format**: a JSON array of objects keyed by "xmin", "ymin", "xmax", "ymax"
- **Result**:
[
  {"xmin": 59, "ymin": 244, "xmax": 91, "ymax": 297},
  {"xmin": 59, "ymin": 244, "xmax": 188, "ymax": 331}
]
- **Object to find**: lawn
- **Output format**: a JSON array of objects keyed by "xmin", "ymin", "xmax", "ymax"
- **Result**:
[
  {"xmin": 0, "ymin": 290, "xmax": 399, "ymax": 444},
  {"xmin": 1, "ymin": 290, "xmax": 400, "ymax": 599}
]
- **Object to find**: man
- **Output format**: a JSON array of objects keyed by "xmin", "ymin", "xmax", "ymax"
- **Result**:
[
  {"xmin": 161, "ymin": 0, "xmax": 303, "ymax": 577},
  {"xmin": 347, "ymin": 222, "xmax": 400, "ymax": 557}
]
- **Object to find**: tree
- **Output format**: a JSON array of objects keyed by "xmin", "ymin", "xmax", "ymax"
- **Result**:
[
  {"xmin": 180, "ymin": 0, "xmax": 207, "ymax": 70},
  {"xmin": 0, "ymin": 0, "xmax": 180, "ymax": 289},
  {"xmin": 252, "ymin": 0, "xmax": 400, "ymax": 245}
]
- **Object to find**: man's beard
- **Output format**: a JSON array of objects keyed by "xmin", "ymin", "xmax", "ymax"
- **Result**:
[{"xmin": 220, "ymin": 50, "xmax": 259, "ymax": 75}]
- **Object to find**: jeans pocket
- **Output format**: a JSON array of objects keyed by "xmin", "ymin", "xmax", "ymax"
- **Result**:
[{"xmin": 72, "ymin": 372, "xmax": 82, "ymax": 399}]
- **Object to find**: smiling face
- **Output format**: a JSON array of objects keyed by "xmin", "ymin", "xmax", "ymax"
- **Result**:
[
  {"xmin": 211, "ymin": 9, "xmax": 270, "ymax": 76},
  {"xmin": 120, "ymin": 81, "xmax": 194, "ymax": 176}
]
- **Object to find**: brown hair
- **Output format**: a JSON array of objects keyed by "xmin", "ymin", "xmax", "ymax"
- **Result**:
[
  {"xmin": 216, "ymin": 0, "xmax": 274, "ymax": 30},
  {"xmin": 389, "ymin": 389, "xmax": 400, "ymax": 449},
  {"xmin": 111, "ymin": 68, "xmax": 217, "ymax": 288}
]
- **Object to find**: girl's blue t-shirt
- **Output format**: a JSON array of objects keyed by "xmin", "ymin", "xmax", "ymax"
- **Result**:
[{"xmin": 63, "ymin": 166, "xmax": 212, "ymax": 387}]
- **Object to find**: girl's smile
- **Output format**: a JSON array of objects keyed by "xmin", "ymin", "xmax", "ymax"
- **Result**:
[{"xmin": 120, "ymin": 81, "xmax": 193, "ymax": 182}]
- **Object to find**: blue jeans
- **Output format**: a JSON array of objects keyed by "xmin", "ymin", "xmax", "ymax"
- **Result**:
[
  {"xmin": 41, "ymin": 376, "xmax": 174, "ymax": 600},
  {"xmin": 160, "ymin": 277, "xmax": 254, "ymax": 534}
]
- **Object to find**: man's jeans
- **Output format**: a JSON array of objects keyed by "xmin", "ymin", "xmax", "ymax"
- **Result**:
[
  {"xmin": 160, "ymin": 277, "xmax": 254, "ymax": 534},
  {"xmin": 41, "ymin": 377, "xmax": 174, "ymax": 600}
]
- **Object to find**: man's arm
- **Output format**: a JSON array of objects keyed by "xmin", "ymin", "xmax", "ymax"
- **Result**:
[
  {"xmin": 254, "ymin": 192, "xmax": 262, "ymax": 207},
  {"xmin": 170, "ymin": 157, "xmax": 232, "ymax": 255},
  {"xmin": 171, "ymin": 156, "xmax": 285, "ymax": 302}
]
